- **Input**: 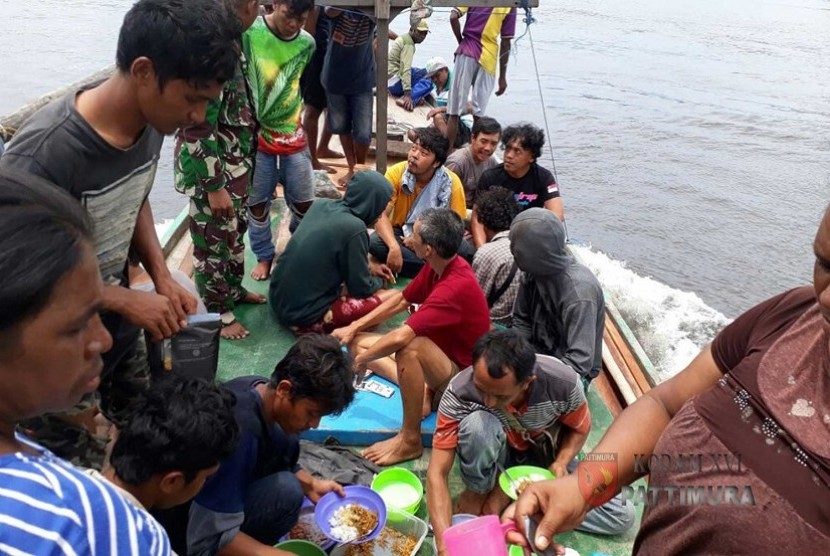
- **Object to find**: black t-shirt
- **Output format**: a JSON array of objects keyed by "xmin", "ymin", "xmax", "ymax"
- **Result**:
[{"xmin": 477, "ymin": 163, "xmax": 559, "ymax": 211}]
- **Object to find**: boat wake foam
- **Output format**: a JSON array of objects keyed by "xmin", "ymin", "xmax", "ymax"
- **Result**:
[{"xmin": 571, "ymin": 245, "xmax": 731, "ymax": 383}]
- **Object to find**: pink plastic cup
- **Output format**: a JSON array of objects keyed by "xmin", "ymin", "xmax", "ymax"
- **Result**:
[{"xmin": 443, "ymin": 515, "xmax": 518, "ymax": 556}]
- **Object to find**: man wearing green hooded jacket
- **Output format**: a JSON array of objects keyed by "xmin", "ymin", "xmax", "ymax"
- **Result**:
[{"xmin": 270, "ymin": 171, "xmax": 398, "ymax": 333}]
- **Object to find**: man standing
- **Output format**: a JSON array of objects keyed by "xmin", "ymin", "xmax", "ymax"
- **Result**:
[
  {"xmin": 245, "ymin": 0, "xmax": 317, "ymax": 281},
  {"xmin": 472, "ymin": 186, "xmax": 520, "ymax": 327},
  {"xmin": 445, "ymin": 116, "xmax": 501, "ymax": 209},
  {"xmin": 388, "ymin": 20, "xmax": 430, "ymax": 111},
  {"xmin": 472, "ymin": 123, "xmax": 564, "ymax": 247},
  {"xmin": 369, "ymin": 127, "xmax": 470, "ymax": 278},
  {"xmin": 175, "ymin": 0, "xmax": 264, "ymax": 340},
  {"xmin": 187, "ymin": 335, "xmax": 354, "ymax": 555},
  {"xmin": 445, "ymin": 6, "xmax": 516, "ymax": 151},
  {"xmin": 427, "ymin": 331, "xmax": 634, "ymax": 556},
  {"xmin": 0, "ymin": 0, "xmax": 240, "ymax": 468},
  {"xmin": 323, "ymin": 7, "xmax": 377, "ymax": 188},
  {"xmin": 333, "ymin": 209, "xmax": 491, "ymax": 465},
  {"xmin": 270, "ymin": 171, "xmax": 397, "ymax": 333},
  {"xmin": 510, "ymin": 209, "xmax": 604, "ymax": 384}
]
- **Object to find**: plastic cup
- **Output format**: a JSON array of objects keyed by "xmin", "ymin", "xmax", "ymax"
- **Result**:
[
  {"xmin": 371, "ymin": 468, "xmax": 424, "ymax": 514},
  {"xmin": 274, "ymin": 540, "xmax": 328, "ymax": 556},
  {"xmin": 443, "ymin": 515, "xmax": 518, "ymax": 556}
]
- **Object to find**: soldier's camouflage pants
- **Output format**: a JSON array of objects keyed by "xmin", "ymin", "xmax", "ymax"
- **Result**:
[
  {"xmin": 18, "ymin": 323, "xmax": 150, "ymax": 469},
  {"xmin": 189, "ymin": 190, "xmax": 248, "ymax": 313}
]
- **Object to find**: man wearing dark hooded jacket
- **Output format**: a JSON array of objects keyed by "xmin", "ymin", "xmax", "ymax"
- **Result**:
[
  {"xmin": 509, "ymin": 208, "xmax": 604, "ymax": 384},
  {"xmin": 269, "ymin": 171, "xmax": 397, "ymax": 333}
]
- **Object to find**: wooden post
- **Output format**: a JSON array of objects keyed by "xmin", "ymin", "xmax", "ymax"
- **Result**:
[{"xmin": 374, "ymin": 0, "xmax": 390, "ymax": 173}]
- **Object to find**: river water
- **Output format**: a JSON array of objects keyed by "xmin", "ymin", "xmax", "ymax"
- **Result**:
[{"xmin": 3, "ymin": 0, "xmax": 828, "ymax": 379}]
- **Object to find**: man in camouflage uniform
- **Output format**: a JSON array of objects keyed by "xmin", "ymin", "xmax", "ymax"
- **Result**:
[{"xmin": 175, "ymin": 0, "xmax": 265, "ymax": 340}]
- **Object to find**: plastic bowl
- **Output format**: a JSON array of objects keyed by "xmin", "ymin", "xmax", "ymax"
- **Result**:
[
  {"xmin": 498, "ymin": 466, "xmax": 555, "ymax": 500},
  {"xmin": 371, "ymin": 468, "xmax": 424, "ymax": 514},
  {"xmin": 314, "ymin": 485, "xmax": 387, "ymax": 544},
  {"xmin": 274, "ymin": 540, "xmax": 328, "ymax": 556},
  {"xmin": 450, "ymin": 514, "xmax": 477, "ymax": 526}
]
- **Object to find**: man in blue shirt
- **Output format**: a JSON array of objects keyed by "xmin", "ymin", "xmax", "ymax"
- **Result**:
[{"xmin": 187, "ymin": 335, "xmax": 356, "ymax": 555}]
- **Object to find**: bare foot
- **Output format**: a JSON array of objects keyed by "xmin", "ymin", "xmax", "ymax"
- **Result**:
[
  {"xmin": 221, "ymin": 320, "xmax": 249, "ymax": 340},
  {"xmin": 241, "ymin": 290, "xmax": 267, "ymax": 304},
  {"xmin": 361, "ymin": 433, "xmax": 423, "ymax": 465},
  {"xmin": 250, "ymin": 260, "xmax": 273, "ymax": 281},
  {"xmin": 455, "ymin": 489, "xmax": 488, "ymax": 515},
  {"xmin": 337, "ymin": 170, "xmax": 355, "ymax": 190},
  {"xmin": 312, "ymin": 158, "xmax": 337, "ymax": 174},
  {"xmin": 317, "ymin": 147, "xmax": 344, "ymax": 159}
]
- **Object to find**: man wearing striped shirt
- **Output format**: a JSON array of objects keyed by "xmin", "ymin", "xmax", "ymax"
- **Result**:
[{"xmin": 426, "ymin": 331, "xmax": 634, "ymax": 555}]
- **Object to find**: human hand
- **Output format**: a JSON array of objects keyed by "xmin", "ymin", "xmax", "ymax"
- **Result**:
[
  {"xmin": 306, "ymin": 479, "xmax": 345, "ymax": 504},
  {"xmin": 155, "ymin": 277, "xmax": 198, "ymax": 321},
  {"xmin": 496, "ymin": 76, "xmax": 508, "ymax": 96},
  {"xmin": 550, "ymin": 460, "xmax": 569, "ymax": 479},
  {"xmin": 503, "ymin": 476, "xmax": 591, "ymax": 553},
  {"xmin": 369, "ymin": 261, "xmax": 395, "ymax": 282},
  {"xmin": 120, "ymin": 289, "xmax": 184, "ymax": 341},
  {"xmin": 207, "ymin": 188, "xmax": 234, "ymax": 219},
  {"xmin": 331, "ymin": 325, "xmax": 356, "ymax": 346},
  {"xmin": 386, "ymin": 246, "xmax": 403, "ymax": 274},
  {"xmin": 427, "ymin": 108, "xmax": 441, "ymax": 120}
]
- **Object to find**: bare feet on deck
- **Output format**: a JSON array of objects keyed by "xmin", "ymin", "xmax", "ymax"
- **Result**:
[
  {"xmin": 241, "ymin": 290, "xmax": 267, "ymax": 304},
  {"xmin": 361, "ymin": 433, "xmax": 423, "ymax": 465},
  {"xmin": 317, "ymin": 147, "xmax": 344, "ymax": 159},
  {"xmin": 455, "ymin": 489, "xmax": 488, "ymax": 515},
  {"xmin": 221, "ymin": 320, "xmax": 250, "ymax": 340},
  {"xmin": 312, "ymin": 158, "xmax": 337, "ymax": 174},
  {"xmin": 250, "ymin": 260, "xmax": 273, "ymax": 281},
  {"xmin": 338, "ymin": 170, "xmax": 355, "ymax": 190}
]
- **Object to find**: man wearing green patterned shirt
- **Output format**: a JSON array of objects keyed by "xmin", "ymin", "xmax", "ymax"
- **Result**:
[
  {"xmin": 174, "ymin": 0, "xmax": 265, "ymax": 341},
  {"xmin": 244, "ymin": 0, "xmax": 317, "ymax": 282}
]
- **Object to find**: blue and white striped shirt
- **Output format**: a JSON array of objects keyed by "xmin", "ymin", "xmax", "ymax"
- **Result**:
[{"xmin": 0, "ymin": 434, "xmax": 171, "ymax": 555}]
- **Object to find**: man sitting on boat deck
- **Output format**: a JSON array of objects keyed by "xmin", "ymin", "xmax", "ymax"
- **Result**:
[
  {"xmin": 269, "ymin": 171, "xmax": 398, "ymax": 334},
  {"xmin": 427, "ymin": 330, "xmax": 635, "ymax": 556},
  {"xmin": 472, "ymin": 186, "xmax": 522, "ymax": 328},
  {"xmin": 187, "ymin": 335, "xmax": 354, "ymax": 556},
  {"xmin": 369, "ymin": 127, "xmax": 472, "ymax": 278},
  {"xmin": 0, "ymin": 0, "xmax": 239, "ymax": 469},
  {"xmin": 333, "ymin": 208, "xmax": 491, "ymax": 465},
  {"xmin": 506, "ymin": 202, "xmax": 830, "ymax": 555},
  {"xmin": 510, "ymin": 209, "xmax": 605, "ymax": 386},
  {"xmin": 175, "ymin": 0, "xmax": 265, "ymax": 340},
  {"xmin": 471, "ymin": 123, "xmax": 564, "ymax": 248},
  {"xmin": 246, "ymin": 0, "xmax": 317, "ymax": 282},
  {"xmin": 445, "ymin": 6, "xmax": 516, "ymax": 152},
  {"xmin": 90, "ymin": 376, "xmax": 237, "ymax": 516},
  {"xmin": 387, "ymin": 19, "xmax": 431, "ymax": 111},
  {"xmin": 445, "ymin": 116, "xmax": 501, "ymax": 210}
]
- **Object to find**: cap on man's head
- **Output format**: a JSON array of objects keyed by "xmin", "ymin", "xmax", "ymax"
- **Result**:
[
  {"xmin": 415, "ymin": 19, "xmax": 430, "ymax": 32},
  {"xmin": 425, "ymin": 56, "xmax": 448, "ymax": 76}
]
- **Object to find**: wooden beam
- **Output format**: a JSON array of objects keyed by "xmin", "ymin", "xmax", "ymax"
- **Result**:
[{"xmin": 317, "ymin": 0, "xmax": 538, "ymax": 7}]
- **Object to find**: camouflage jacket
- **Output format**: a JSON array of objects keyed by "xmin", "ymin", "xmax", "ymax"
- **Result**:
[{"xmin": 174, "ymin": 51, "xmax": 257, "ymax": 200}]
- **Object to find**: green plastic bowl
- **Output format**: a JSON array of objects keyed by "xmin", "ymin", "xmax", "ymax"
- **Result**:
[
  {"xmin": 274, "ymin": 540, "xmax": 327, "ymax": 556},
  {"xmin": 498, "ymin": 465, "xmax": 555, "ymax": 500},
  {"xmin": 509, "ymin": 544, "xmax": 538, "ymax": 556},
  {"xmin": 371, "ymin": 467, "xmax": 424, "ymax": 514}
]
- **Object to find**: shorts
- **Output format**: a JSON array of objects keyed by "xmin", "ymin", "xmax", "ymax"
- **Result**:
[
  {"xmin": 326, "ymin": 92, "xmax": 374, "ymax": 145},
  {"xmin": 447, "ymin": 54, "xmax": 496, "ymax": 117},
  {"xmin": 300, "ymin": 45, "xmax": 327, "ymax": 111}
]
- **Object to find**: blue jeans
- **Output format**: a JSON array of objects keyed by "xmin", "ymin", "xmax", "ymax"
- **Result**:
[
  {"xmin": 247, "ymin": 150, "xmax": 314, "ymax": 262},
  {"xmin": 456, "ymin": 411, "xmax": 636, "ymax": 536},
  {"xmin": 326, "ymin": 92, "xmax": 374, "ymax": 144},
  {"xmin": 240, "ymin": 471, "xmax": 304, "ymax": 545}
]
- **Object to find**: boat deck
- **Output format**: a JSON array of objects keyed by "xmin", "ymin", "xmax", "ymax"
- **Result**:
[{"xmin": 160, "ymin": 198, "xmax": 643, "ymax": 555}]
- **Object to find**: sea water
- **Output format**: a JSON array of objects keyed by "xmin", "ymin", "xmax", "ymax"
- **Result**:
[{"xmin": 378, "ymin": 484, "xmax": 420, "ymax": 509}]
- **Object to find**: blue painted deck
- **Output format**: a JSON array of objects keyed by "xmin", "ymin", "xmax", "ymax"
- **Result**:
[{"xmin": 301, "ymin": 377, "xmax": 437, "ymax": 447}]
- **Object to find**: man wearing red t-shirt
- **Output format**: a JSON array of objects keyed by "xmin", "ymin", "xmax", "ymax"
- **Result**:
[{"xmin": 332, "ymin": 208, "xmax": 491, "ymax": 465}]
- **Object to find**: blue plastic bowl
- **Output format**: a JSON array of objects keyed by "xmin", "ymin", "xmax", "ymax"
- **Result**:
[{"xmin": 314, "ymin": 485, "xmax": 387, "ymax": 544}]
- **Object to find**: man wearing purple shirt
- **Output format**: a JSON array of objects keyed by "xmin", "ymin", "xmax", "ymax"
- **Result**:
[{"xmin": 445, "ymin": 7, "xmax": 516, "ymax": 151}]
